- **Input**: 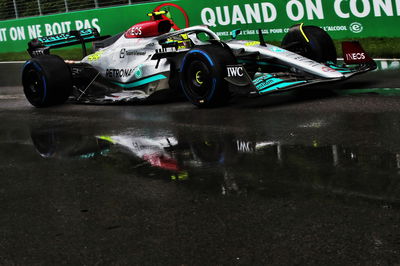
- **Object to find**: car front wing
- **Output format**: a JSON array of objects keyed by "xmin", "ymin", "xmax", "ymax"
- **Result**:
[{"xmin": 225, "ymin": 62, "xmax": 376, "ymax": 97}]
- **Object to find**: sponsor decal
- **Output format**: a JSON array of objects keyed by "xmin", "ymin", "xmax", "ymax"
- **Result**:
[
  {"xmin": 134, "ymin": 64, "xmax": 143, "ymax": 79},
  {"xmin": 323, "ymin": 26, "xmax": 347, "ymax": 32},
  {"xmin": 227, "ymin": 66, "xmax": 244, "ymax": 77},
  {"xmin": 106, "ymin": 68, "xmax": 134, "ymax": 78},
  {"xmin": 131, "ymin": 51, "xmax": 146, "ymax": 56},
  {"xmin": 106, "ymin": 65, "xmax": 143, "ymax": 79},
  {"xmin": 87, "ymin": 50, "xmax": 104, "ymax": 61},
  {"xmin": 0, "ymin": 20, "xmax": 100, "ymax": 43},
  {"xmin": 321, "ymin": 66, "xmax": 336, "ymax": 72},
  {"xmin": 201, "ymin": 3, "xmax": 278, "ymax": 27},
  {"xmin": 31, "ymin": 50, "xmax": 45, "ymax": 56},
  {"xmin": 290, "ymin": 55, "xmax": 321, "ymax": 67},
  {"xmin": 200, "ymin": 2, "xmax": 399, "ymax": 27},
  {"xmin": 270, "ymin": 46, "xmax": 285, "ymax": 53},
  {"xmin": 345, "ymin": 52, "xmax": 366, "ymax": 61},
  {"xmin": 120, "ymin": 48, "xmax": 146, "ymax": 58},
  {"xmin": 349, "ymin": 22, "xmax": 363, "ymax": 33},
  {"xmin": 255, "ymin": 79, "xmax": 275, "ymax": 90},
  {"xmin": 128, "ymin": 26, "xmax": 142, "ymax": 36},
  {"xmin": 245, "ymin": 41, "xmax": 260, "ymax": 46},
  {"xmin": 37, "ymin": 28, "xmax": 96, "ymax": 43},
  {"xmin": 342, "ymin": 41, "xmax": 371, "ymax": 64},
  {"xmin": 38, "ymin": 34, "xmax": 69, "ymax": 43},
  {"xmin": 236, "ymin": 140, "xmax": 255, "ymax": 153},
  {"xmin": 120, "ymin": 48, "xmax": 126, "ymax": 58},
  {"xmin": 253, "ymin": 74, "xmax": 273, "ymax": 83}
]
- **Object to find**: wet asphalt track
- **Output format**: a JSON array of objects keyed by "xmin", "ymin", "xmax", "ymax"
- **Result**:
[{"xmin": 1, "ymin": 69, "xmax": 400, "ymax": 264}]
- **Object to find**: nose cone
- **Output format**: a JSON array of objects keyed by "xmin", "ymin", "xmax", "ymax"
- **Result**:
[{"xmin": 318, "ymin": 66, "xmax": 345, "ymax": 79}]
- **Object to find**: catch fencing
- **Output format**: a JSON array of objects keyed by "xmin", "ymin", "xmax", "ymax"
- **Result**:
[{"xmin": 0, "ymin": 0, "xmax": 147, "ymax": 20}]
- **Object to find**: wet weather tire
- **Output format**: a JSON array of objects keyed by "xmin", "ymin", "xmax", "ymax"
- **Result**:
[
  {"xmin": 22, "ymin": 55, "xmax": 72, "ymax": 107},
  {"xmin": 282, "ymin": 25, "xmax": 337, "ymax": 63},
  {"xmin": 180, "ymin": 45, "xmax": 236, "ymax": 107}
]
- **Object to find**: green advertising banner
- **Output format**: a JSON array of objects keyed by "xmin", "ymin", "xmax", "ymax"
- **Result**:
[
  {"xmin": 181, "ymin": 0, "xmax": 400, "ymax": 40},
  {"xmin": 0, "ymin": 0, "xmax": 400, "ymax": 53}
]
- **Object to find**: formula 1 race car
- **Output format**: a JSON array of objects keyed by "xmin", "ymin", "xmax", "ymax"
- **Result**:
[{"xmin": 22, "ymin": 10, "xmax": 376, "ymax": 108}]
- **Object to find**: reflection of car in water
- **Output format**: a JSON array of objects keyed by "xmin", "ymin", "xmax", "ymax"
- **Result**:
[
  {"xmin": 97, "ymin": 135, "xmax": 181, "ymax": 172},
  {"xmin": 30, "ymin": 125, "xmax": 400, "ymax": 201},
  {"xmin": 31, "ymin": 127, "xmax": 111, "ymax": 159}
]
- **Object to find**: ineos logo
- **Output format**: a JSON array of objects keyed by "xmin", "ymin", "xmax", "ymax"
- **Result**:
[
  {"xmin": 227, "ymin": 66, "xmax": 244, "ymax": 77},
  {"xmin": 129, "ymin": 27, "xmax": 142, "ymax": 36},
  {"xmin": 346, "ymin": 53, "xmax": 366, "ymax": 61}
]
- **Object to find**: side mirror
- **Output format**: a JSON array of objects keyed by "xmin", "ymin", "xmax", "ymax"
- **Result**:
[{"xmin": 231, "ymin": 29, "xmax": 241, "ymax": 40}]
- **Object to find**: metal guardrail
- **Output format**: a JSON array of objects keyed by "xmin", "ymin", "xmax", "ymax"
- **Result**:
[{"xmin": 1, "ymin": 0, "xmax": 151, "ymax": 21}]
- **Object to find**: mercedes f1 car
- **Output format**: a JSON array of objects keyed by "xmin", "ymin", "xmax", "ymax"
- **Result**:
[{"xmin": 22, "ymin": 10, "xmax": 376, "ymax": 108}]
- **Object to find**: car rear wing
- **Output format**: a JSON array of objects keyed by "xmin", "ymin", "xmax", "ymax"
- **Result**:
[{"xmin": 27, "ymin": 28, "xmax": 110, "ymax": 58}]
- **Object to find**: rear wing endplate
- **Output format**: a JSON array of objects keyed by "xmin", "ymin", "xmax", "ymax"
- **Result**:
[{"xmin": 27, "ymin": 28, "xmax": 109, "ymax": 58}]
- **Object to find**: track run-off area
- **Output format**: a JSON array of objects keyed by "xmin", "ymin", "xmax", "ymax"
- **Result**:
[{"xmin": 0, "ymin": 60, "xmax": 400, "ymax": 264}]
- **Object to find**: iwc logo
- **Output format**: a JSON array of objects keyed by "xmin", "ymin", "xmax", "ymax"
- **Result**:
[{"xmin": 349, "ymin": 22, "xmax": 363, "ymax": 33}]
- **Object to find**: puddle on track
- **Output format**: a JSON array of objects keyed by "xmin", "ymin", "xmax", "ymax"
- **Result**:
[{"xmin": 24, "ymin": 116, "xmax": 400, "ymax": 204}]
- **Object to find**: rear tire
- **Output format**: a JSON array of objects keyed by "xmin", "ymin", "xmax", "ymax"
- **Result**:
[
  {"xmin": 282, "ymin": 25, "xmax": 337, "ymax": 63},
  {"xmin": 179, "ymin": 44, "xmax": 236, "ymax": 107},
  {"xmin": 22, "ymin": 55, "xmax": 72, "ymax": 107}
]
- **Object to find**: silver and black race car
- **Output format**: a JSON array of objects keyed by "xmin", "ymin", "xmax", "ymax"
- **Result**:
[{"xmin": 22, "ymin": 10, "xmax": 376, "ymax": 108}]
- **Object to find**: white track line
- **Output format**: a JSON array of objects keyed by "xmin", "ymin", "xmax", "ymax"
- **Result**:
[{"xmin": 0, "ymin": 61, "xmax": 25, "ymax": 64}]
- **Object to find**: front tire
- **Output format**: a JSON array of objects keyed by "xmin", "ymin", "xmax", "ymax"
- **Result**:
[
  {"xmin": 22, "ymin": 55, "xmax": 72, "ymax": 107},
  {"xmin": 282, "ymin": 25, "xmax": 337, "ymax": 63},
  {"xmin": 179, "ymin": 45, "xmax": 236, "ymax": 107}
]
